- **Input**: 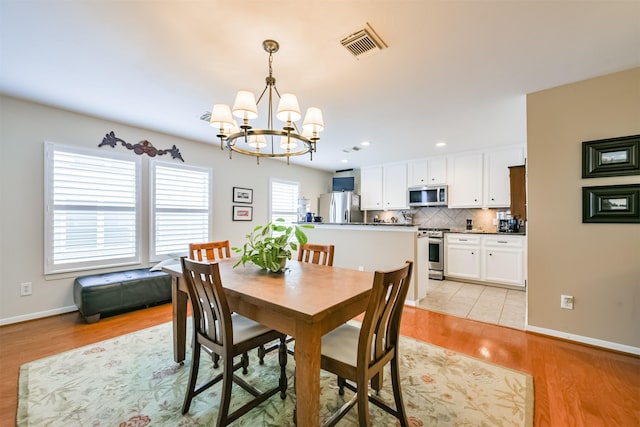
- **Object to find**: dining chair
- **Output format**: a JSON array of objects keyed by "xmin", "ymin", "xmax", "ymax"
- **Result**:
[
  {"xmin": 297, "ymin": 243, "xmax": 335, "ymax": 266},
  {"xmin": 188, "ymin": 240, "xmax": 233, "ymax": 369},
  {"xmin": 258, "ymin": 243, "xmax": 336, "ymax": 364},
  {"xmin": 180, "ymin": 257, "xmax": 288, "ymax": 426},
  {"xmin": 189, "ymin": 240, "xmax": 231, "ymax": 261},
  {"xmin": 319, "ymin": 260, "xmax": 413, "ymax": 427}
]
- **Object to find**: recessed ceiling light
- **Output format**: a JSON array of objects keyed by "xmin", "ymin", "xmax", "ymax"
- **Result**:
[
  {"xmin": 435, "ymin": 141, "xmax": 447, "ymax": 147},
  {"xmin": 341, "ymin": 159, "xmax": 348, "ymax": 163},
  {"xmin": 361, "ymin": 141, "xmax": 371, "ymax": 146}
]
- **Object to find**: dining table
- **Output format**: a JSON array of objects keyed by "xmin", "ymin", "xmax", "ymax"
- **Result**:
[{"xmin": 162, "ymin": 257, "xmax": 374, "ymax": 427}]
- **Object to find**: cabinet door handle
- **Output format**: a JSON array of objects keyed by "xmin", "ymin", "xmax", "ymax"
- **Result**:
[
  {"xmin": 489, "ymin": 253, "xmax": 493, "ymax": 256},
  {"xmin": 459, "ymin": 238, "xmax": 468, "ymax": 242},
  {"xmin": 471, "ymin": 251, "xmax": 475, "ymax": 255},
  {"xmin": 497, "ymin": 240, "xmax": 508, "ymax": 244}
]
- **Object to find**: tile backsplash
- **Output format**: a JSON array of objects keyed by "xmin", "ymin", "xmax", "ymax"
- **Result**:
[{"xmin": 366, "ymin": 207, "xmax": 504, "ymax": 231}]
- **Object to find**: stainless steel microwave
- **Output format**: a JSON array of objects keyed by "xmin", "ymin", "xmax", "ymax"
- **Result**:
[{"xmin": 408, "ymin": 185, "xmax": 448, "ymax": 207}]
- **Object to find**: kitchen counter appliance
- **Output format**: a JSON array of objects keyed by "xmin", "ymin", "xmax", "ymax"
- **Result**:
[
  {"xmin": 496, "ymin": 210, "xmax": 520, "ymax": 233},
  {"xmin": 418, "ymin": 227, "xmax": 449, "ymax": 280},
  {"xmin": 318, "ymin": 192, "xmax": 362, "ymax": 224}
]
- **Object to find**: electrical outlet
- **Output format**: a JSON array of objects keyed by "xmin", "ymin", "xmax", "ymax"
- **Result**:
[
  {"xmin": 20, "ymin": 282, "xmax": 33, "ymax": 296},
  {"xmin": 358, "ymin": 266, "xmax": 364, "ymax": 271},
  {"xmin": 560, "ymin": 294, "xmax": 574, "ymax": 310}
]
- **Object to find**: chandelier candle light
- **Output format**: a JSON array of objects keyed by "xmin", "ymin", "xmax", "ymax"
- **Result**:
[{"xmin": 205, "ymin": 40, "xmax": 324, "ymax": 164}]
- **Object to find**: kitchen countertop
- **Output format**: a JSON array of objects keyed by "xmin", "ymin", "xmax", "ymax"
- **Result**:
[
  {"xmin": 300, "ymin": 222, "xmax": 416, "ymax": 227},
  {"xmin": 303, "ymin": 222, "xmax": 417, "ymax": 233},
  {"xmin": 447, "ymin": 229, "xmax": 526, "ymax": 235},
  {"xmin": 300, "ymin": 223, "xmax": 526, "ymax": 234}
]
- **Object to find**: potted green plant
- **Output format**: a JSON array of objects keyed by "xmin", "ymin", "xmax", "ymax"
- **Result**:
[{"xmin": 233, "ymin": 218, "xmax": 313, "ymax": 273}]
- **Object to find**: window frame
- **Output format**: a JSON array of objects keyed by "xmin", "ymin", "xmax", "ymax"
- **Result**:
[
  {"xmin": 269, "ymin": 178, "xmax": 300, "ymax": 225},
  {"xmin": 44, "ymin": 141, "xmax": 142, "ymax": 274},
  {"xmin": 149, "ymin": 159, "xmax": 213, "ymax": 262}
]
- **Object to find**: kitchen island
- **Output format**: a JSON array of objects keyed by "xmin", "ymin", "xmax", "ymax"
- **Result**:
[{"xmin": 301, "ymin": 223, "xmax": 424, "ymax": 305}]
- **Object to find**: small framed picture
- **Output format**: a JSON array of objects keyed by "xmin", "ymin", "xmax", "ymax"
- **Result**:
[
  {"xmin": 233, "ymin": 187, "xmax": 253, "ymax": 204},
  {"xmin": 232, "ymin": 205, "xmax": 253, "ymax": 221},
  {"xmin": 582, "ymin": 184, "xmax": 640, "ymax": 223},
  {"xmin": 582, "ymin": 135, "xmax": 640, "ymax": 178}
]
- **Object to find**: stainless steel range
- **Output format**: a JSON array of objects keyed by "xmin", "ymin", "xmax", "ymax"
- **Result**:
[{"xmin": 418, "ymin": 228, "xmax": 449, "ymax": 280}]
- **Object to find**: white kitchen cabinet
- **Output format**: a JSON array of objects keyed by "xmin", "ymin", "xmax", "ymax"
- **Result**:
[
  {"xmin": 446, "ymin": 233, "xmax": 526, "ymax": 288},
  {"xmin": 383, "ymin": 162, "xmax": 408, "ymax": 209},
  {"xmin": 408, "ymin": 157, "xmax": 447, "ymax": 186},
  {"xmin": 482, "ymin": 235, "xmax": 525, "ymax": 287},
  {"xmin": 448, "ymin": 153, "xmax": 483, "ymax": 207},
  {"xmin": 484, "ymin": 146, "xmax": 525, "ymax": 207},
  {"xmin": 408, "ymin": 159, "xmax": 428, "ymax": 186},
  {"xmin": 360, "ymin": 166, "xmax": 383, "ymax": 210},
  {"xmin": 445, "ymin": 234, "xmax": 481, "ymax": 280},
  {"xmin": 360, "ymin": 163, "xmax": 407, "ymax": 210}
]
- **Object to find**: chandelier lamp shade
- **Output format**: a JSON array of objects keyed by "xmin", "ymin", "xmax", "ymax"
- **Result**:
[{"xmin": 203, "ymin": 39, "xmax": 324, "ymax": 164}]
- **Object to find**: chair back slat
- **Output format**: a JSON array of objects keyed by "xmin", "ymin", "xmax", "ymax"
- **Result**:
[
  {"xmin": 297, "ymin": 243, "xmax": 335, "ymax": 266},
  {"xmin": 359, "ymin": 261, "xmax": 413, "ymax": 368},
  {"xmin": 181, "ymin": 257, "xmax": 232, "ymax": 350},
  {"xmin": 189, "ymin": 240, "xmax": 231, "ymax": 262}
]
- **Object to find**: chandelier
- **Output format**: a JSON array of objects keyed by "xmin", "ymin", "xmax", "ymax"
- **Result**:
[{"xmin": 202, "ymin": 39, "xmax": 324, "ymax": 165}]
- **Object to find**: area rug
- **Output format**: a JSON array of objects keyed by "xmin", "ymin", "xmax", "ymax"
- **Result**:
[{"xmin": 17, "ymin": 322, "xmax": 533, "ymax": 426}]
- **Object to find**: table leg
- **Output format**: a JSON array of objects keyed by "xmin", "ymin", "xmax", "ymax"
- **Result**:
[
  {"xmin": 293, "ymin": 327, "xmax": 322, "ymax": 426},
  {"xmin": 171, "ymin": 275, "xmax": 187, "ymax": 364}
]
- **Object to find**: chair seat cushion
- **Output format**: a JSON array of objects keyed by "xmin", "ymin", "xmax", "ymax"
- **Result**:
[
  {"xmin": 231, "ymin": 313, "xmax": 275, "ymax": 344},
  {"xmin": 321, "ymin": 323, "xmax": 361, "ymax": 366}
]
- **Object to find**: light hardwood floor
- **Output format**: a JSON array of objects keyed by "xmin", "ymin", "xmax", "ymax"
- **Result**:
[{"xmin": 1, "ymin": 304, "xmax": 638, "ymax": 426}]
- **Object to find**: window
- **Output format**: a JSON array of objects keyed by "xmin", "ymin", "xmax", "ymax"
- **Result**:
[
  {"xmin": 270, "ymin": 178, "xmax": 299, "ymax": 224},
  {"xmin": 44, "ymin": 142, "xmax": 141, "ymax": 274},
  {"xmin": 150, "ymin": 160, "xmax": 211, "ymax": 261}
]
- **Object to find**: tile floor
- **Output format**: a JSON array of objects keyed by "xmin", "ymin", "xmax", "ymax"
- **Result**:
[{"xmin": 417, "ymin": 279, "xmax": 526, "ymax": 330}]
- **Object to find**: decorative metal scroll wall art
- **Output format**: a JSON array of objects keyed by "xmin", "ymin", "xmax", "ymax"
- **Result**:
[{"xmin": 99, "ymin": 131, "xmax": 184, "ymax": 161}]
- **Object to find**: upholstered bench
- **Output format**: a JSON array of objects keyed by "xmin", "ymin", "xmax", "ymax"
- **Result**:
[{"xmin": 73, "ymin": 268, "xmax": 171, "ymax": 323}]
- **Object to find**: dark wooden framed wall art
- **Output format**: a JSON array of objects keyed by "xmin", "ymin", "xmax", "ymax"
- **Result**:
[
  {"xmin": 581, "ymin": 134, "xmax": 640, "ymax": 224},
  {"xmin": 582, "ymin": 134, "xmax": 639, "ymax": 178}
]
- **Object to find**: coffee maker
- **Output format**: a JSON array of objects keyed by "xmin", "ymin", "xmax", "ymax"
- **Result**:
[{"xmin": 496, "ymin": 211, "xmax": 519, "ymax": 233}]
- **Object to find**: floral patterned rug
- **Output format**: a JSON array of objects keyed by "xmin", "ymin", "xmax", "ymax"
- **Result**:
[{"xmin": 17, "ymin": 322, "xmax": 533, "ymax": 426}]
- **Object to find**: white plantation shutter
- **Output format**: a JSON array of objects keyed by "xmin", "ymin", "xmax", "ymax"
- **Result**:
[
  {"xmin": 44, "ymin": 142, "xmax": 141, "ymax": 273},
  {"xmin": 150, "ymin": 161, "xmax": 211, "ymax": 260},
  {"xmin": 270, "ymin": 179, "xmax": 299, "ymax": 224}
]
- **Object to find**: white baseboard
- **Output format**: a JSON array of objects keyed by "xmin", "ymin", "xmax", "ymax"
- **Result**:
[
  {"xmin": 0, "ymin": 305, "xmax": 78, "ymax": 326},
  {"xmin": 526, "ymin": 324, "xmax": 640, "ymax": 356},
  {"xmin": 405, "ymin": 299, "xmax": 418, "ymax": 307}
]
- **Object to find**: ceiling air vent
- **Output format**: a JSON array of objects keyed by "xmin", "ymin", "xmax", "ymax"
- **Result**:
[{"xmin": 340, "ymin": 23, "xmax": 387, "ymax": 59}]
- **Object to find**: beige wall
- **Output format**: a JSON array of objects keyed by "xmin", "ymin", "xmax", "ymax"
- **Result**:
[
  {"xmin": 527, "ymin": 68, "xmax": 640, "ymax": 349},
  {"xmin": 0, "ymin": 95, "xmax": 332, "ymax": 324}
]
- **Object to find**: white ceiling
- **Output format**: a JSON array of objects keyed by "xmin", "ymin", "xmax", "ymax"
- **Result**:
[{"xmin": 1, "ymin": 1, "xmax": 639, "ymax": 172}]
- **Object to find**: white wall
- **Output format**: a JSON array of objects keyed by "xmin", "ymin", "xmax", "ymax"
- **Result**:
[{"xmin": 0, "ymin": 95, "xmax": 332, "ymax": 324}]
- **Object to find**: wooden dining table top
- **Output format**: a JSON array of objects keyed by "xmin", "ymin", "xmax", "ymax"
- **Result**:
[{"xmin": 164, "ymin": 257, "xmax": 374, "ymax": 334}]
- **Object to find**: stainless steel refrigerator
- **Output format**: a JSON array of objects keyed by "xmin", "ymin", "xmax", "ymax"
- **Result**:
[{"xmin": 318, "ymin": 192, "xmax": 362, "ymax": 223}]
